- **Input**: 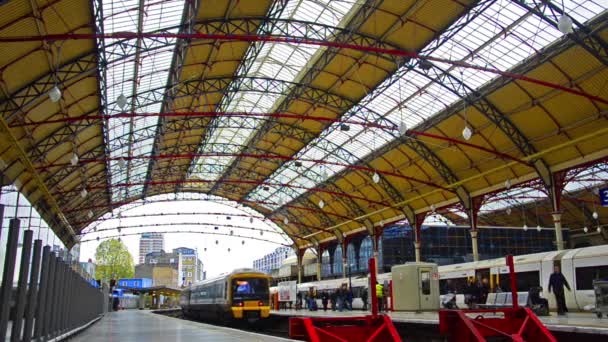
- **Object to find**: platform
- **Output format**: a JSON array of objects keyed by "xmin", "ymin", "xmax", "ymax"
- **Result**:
[
  {"xmin": 70, "ymin": 310, "xmax": 294, "ymax": 342},
  {"xmin": 271, "ymin": 309, "xmax": 608, "ymax": 335}
]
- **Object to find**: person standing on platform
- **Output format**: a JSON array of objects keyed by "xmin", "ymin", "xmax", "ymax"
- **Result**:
[
  {"xmin": 331, "ymin": 289, "xmax": 338, "ymax": 311},
  {"xmin": 548, "ymin": 265, "xmax": 571, "ymax": 315},
  {"xmin": 321, "ymin": 291, "xmax": 329, "ymax": 311},
  {"xmin": 361, "ymin": 287, "xmax": 368, "ymax": 310},
  {"xmin": 376, "ymin": 282, "xmax": 384, "ymax": 313},
  {"xmin": 346, "ymin": 287, "xmax": 353, "ymax": 311}
]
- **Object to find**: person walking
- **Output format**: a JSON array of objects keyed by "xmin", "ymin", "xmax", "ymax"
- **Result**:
[
  {"xmin": 375, "ymin": 282, "xmax": 384, "ymax": 313},
  {"xmin": 548, "ymin": 265, "xmax": 571, "ymax": 315}
]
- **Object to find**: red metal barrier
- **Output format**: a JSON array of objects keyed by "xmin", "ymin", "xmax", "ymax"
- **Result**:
[
  {"xmin": 289, "ymin": 315, "xmax": 401, "ymax": 342},
  {"xmin": 438, "ymin": 255, "xmax": 557, "ymax": 342},
  {"xmin": 288, "ymin": 258, "xmax": 401, "ymax": 342}
]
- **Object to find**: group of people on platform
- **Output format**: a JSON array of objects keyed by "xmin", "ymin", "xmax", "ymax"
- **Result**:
[
  {"xmin": 296, "ymin": 283, "xmax": 374, "ymax": 312},
  {"xmin": 442, "ymin": 266, "xmax": 571, "ymax": 316}
]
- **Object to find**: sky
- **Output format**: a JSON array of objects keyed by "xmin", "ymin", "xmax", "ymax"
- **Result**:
[{"xmin": 78, "ymin": 196, "xmax": 292, "ymax": 278}]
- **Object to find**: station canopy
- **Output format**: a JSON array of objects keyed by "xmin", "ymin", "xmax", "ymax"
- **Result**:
[{"xmin": 0, "ymin": 0, "xmax": 606, "ymax": 248}]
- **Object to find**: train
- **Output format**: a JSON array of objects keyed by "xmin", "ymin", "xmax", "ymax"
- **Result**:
[
  {"xmin": 272, "ymin": 245, "xmax": 608, "ymax": 312},
  {"xmin": 180, "ymin": 268, "xmax": 271, "ymax": 322}
]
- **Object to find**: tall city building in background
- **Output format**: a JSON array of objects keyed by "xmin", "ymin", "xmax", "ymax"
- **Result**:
[
  {"xmin": 253, "ymin": 246, "xmax": 293, "ymax": 274},
  {"xmin": 138, "ymin": 233, "xmax": 164, "ymax": 264}
]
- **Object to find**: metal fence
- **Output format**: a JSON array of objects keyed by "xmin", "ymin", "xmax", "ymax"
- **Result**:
[{"xmin": 0, "ymin": 214, "xmax": 104, "ymax": 341}]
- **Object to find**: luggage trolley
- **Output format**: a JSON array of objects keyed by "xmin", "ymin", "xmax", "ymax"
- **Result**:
[{"xmin": 593, "ymin": 280, "xmax": 608, "ymax": 318}]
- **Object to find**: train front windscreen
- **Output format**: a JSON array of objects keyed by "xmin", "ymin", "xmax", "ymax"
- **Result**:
[{"xmin": 232, "ymin": 278, "xmax": 269, "ymax": 303}]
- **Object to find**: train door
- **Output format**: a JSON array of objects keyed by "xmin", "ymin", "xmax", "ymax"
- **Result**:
[{"xmin": 418, "ymin": 266, "xmax": 437, "ymax": 310}]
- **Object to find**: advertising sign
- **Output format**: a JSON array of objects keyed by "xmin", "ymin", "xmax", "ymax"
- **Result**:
[{"xmin": 278, "ymin": 280, "xmax": 297, "ymax": 302}]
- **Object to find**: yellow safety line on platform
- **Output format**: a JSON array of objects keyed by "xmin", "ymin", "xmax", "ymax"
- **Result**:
[{"xmin": 304, "ymin": 126, "xmax": 608, "ymax": 240}]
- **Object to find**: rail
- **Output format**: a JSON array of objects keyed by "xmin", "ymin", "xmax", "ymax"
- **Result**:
[{"xmin": 0, "ymin": 216, "xmax": 105, "ymax": 341}]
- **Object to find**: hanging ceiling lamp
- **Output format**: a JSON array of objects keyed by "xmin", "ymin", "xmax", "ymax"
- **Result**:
[
  {"xmin": 228, "ymin": 248, "xmax": 231, "ymax": 252},
  {"xmin": 372, "ymin": 171, "xmax": 380, "ymax": 184},
  {"xmin": 215, "ymin": 240, "xmax": 218, "ymax": 245},
  {"xmin": 505, "ymin": 179, "xmax": 512, "ymax": 189},
  {"xmin": 557, "ymin": 14, "xmax": 573, "ymax": 34},
  {"xmin": 318, "ymin": 199, "xmax": 324, "ymax": 209},
  {"xmin": 283, "ymin": 217, "xmax": 289, "ymax": 225},
  {"xmin": 462, "ymin": 125, "xmax": 473, "ymax": 141},
  {"xmin": 88, "ymin": 210, "xmax": 94, "ymax": 219},
  {"xmin": 583, "ymin": 226, "xmax": 589, "ymax": 233},
  {"xmin": 523, "ymin": 224, "xmax": 528, "ymax": 231},
  {"xmin": 536, "ymin": 225, "xmax": 541, "ymax": 232},
  {"xmin": 249, "ymin": 217, "xmax": 254, "ymax": 224},
  {"xmin": 117, "ymin": 157, "xmax": 126, "ymax": 169},
  {"xmin": 70, "ymin": 153, "xmax": 79, "ymax": 166},
  {"xmin": 506, "ymin": 207, "xmax": 512, "ymax": 215},
  {"xmin": 116, "ymin": 94, "xmax": 128, "ymax": 110},
  {"xmin": 48, "ymin": 85, "xmax": 62, "ymax": 103},
  {"xmin": 399, "ymin": 121, "xmax": 407, "ymax": 135},
  {"xmin": 242, "ymin": 240, "xmax": 245, "ymax": 245},
  {"xmin": 260, "ymin": 230, "xmax": 264, "ymax": 236},
  {"xmin": 597, "ymin": 226, "xmax": 602, "ymax": 233},
  {"xmin": 80, "ymin": 188, "xmax": 88, "ymax": 199},
  {"xmin": 593, "ymin": 211, "xmax": 599, "ymax": 220}
]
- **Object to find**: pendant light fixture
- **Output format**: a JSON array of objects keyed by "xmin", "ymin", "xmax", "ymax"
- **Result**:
[
  {"xmin": 372, "ymin": 171, "xmax": 380, "ymax": 184},
  {"xmin": 557, "ymin": 14, "xmax": 573, "ymax": 34},
  {"xmin": 462, "ymin": 125, "xmax": 473, "ymax": 141},
  {"xmin": 70, "ymin": 153, "xmax": 79, "ymax": 166},
  {"xmin": 80, "ymin": 188, "xmax": 88, "ymax": 199},
  {"xmin": 318, "ymin": 199, "xmax": 325, "ymax": 209},
  {"xmin": 49, "ymin": 85, "xmax": 62, "ymax": 103},
  {"xmin": 283, "ymin": 217, "xmax": 289, "ymax": 225},
  {"xmin": 505, "ymin": 179, "xmax": 512, "ymax": 189},
  {"xmin": 116, "ymin": 94, "xmax": 128, "ymax": 110}
]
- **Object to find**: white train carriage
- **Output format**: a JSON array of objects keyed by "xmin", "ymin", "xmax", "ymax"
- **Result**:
[{"xmin": 273, "ymin": 245, "xmax": 608, "ymax": 312}]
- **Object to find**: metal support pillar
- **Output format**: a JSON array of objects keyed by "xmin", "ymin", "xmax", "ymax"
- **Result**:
[
  {"xmin": 469, "ymin": 196, "xmax": 484, "ymax": 262},
  {"xmin": 414, "ymin": 213, "xmax": 426, "ymax": 263},
  {"xmin": 296, "ymin": 249, "xmax": 305, "ymax": 284},
  {"xmin": 23, "ymin": 239, "xmax": 42, "ymax": 342},
  {"xmin": 470, "ymin": 230, "xmax": 479, "ymax": 262},
  {"xmin": 552, "ymin": 212, "xmax": 564, "ymax": 251},
  {"xmin": 11, "ymin": 229, "xmax": 33, "ymax": 342},
  {"xmin": 316, "ymin": 245, "xmax": 322, "ymax": 281},
  {"xmin": 550, "ymin": 171, "xmax": 567, "ymax": 250},
  {"xmin": 342, "ymin": 238, "xmax": 349, "ymax": 279},
  {"xmin": 0, "ymin": 219, "xmax": 21, "ymax": 341}
]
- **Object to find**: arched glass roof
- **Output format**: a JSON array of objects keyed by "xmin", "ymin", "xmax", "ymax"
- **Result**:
[{"xmin": 0, "ymin": 0, "xmax": 606, "ymax": 248}]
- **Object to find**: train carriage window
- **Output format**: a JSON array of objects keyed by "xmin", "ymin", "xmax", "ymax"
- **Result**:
[
  {"xmin": 575, "ymin": 266, "xmax": 608, "ymax": 290},
  {"xmin": 498, "ymin": 271, "xmax": 539, "ymax": 292},
  {"xmin": 439, "ymin": 277, "xmax": 468, "ymax": 294}
]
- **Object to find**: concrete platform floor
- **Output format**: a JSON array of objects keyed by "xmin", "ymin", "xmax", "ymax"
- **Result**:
[
  {"xmin": 69, "ymin": 310, "xmax": 294, "ymax": 342},
  {"xmin": 271, "ymin": 309, "xmax": 608, "ymax": 335}
]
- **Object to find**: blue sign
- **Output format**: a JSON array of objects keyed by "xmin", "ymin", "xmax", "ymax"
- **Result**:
[{"xmin": 600, "ymin": 187, "xmax": 608, "ymax": 207}]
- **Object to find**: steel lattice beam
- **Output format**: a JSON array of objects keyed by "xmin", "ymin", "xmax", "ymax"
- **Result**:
[{"xmin": 512, "ymin": 0, "xmax": 608, "ymax": 67}]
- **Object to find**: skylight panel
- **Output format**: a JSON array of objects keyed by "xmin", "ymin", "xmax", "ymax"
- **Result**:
[
  {"xmin": 189, "ymin": 0, "xmax": 356, "ymax": 182},
  {"xmin": 246, "ymin": 0, "xmax": 605, "ymax": 211},
  {"xmin": 98, "ymin": 0, "xmax": 186, "ymax": 201}
]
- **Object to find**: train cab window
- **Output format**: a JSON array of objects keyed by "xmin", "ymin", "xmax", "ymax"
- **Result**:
[
  {"xmin": 232, "ymin": 278, "xmax": 269, "ymax": 301},
  {"xmin": 575, "ymin": 266, "xmax": 608, "ymax": 290}
]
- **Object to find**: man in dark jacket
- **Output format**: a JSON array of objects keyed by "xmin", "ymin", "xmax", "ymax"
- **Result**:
[{"xmin": 548, "ymin": 265, "xmax": 571, "ymax": 315}]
